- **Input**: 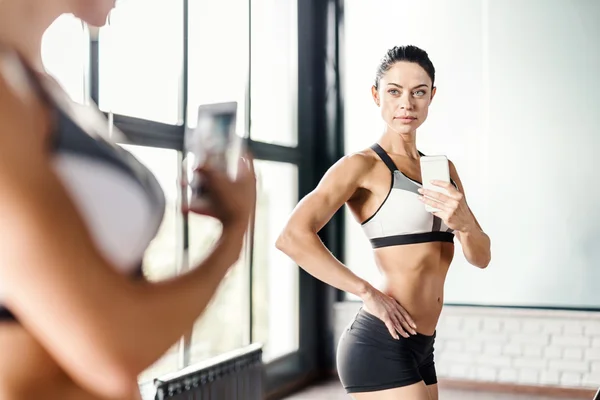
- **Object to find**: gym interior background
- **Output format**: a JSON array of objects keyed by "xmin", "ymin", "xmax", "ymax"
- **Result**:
[{"xmin": 41, "ymin": 0, "xmax": 600, "ymax": 398}]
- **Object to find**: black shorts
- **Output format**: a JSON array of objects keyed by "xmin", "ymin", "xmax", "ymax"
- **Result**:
[{"xmin": 336, "ymin": 307, "xmax": 437, "ymax": 394}]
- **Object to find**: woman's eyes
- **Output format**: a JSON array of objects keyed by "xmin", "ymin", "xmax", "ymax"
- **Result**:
[{"xmin": 388, "ymin": 89, "xmax": 426, "ymax": 96}]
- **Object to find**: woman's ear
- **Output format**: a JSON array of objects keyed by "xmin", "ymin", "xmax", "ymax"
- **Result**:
[
  {"xmin": 371, "ymin": 85, "xmax": 380, "ymax": 106},
  {"xmin": 430, "ymin": 86, "xmax": 437, "ymax": 102}
]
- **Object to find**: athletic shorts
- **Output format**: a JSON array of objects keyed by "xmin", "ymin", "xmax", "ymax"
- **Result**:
[{"xmin": 336, "ymin": 307, "xmax": 437, "ymax": 393}]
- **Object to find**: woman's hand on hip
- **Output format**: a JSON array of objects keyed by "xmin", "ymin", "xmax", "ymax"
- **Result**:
[
  {"xmin": 418, "ymin": 180, "xmax": 475, "ymax": 232},
  {"xmin": 361, "ymin": 287, "xmax": 417, "ymax": 339}
]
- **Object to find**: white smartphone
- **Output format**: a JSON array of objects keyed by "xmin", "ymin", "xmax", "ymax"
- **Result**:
[{"xmin": 420, "ymin": 155, "xmax": 450, "ymax": 213}]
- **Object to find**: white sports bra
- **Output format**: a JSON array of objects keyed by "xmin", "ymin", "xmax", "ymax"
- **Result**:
[
  {"xmin": 361, "ymin": 143, "xmax": 456, "ymax": 248},
  {"xmin": 0, "ymin": 50, "xmax": 165, "ymax": 321}
]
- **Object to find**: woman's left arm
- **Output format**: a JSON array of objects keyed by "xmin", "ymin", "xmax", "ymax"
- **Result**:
[{"xmin": 418, "ymin": 160, "xmax": 491, "ymax": 269}]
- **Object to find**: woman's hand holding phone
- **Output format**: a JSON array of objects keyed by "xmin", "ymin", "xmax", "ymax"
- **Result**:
[
  {"xmin": 418, "ymin": 181, "xmax": 474, "ymax": 232},
  {"xmin": 185, "ymin": 153, "xmax": 257, "ymax": 234}
]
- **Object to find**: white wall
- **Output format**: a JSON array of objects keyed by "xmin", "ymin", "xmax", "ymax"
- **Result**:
[{"xmin": 342, "ymin": 0, "xmax": 600, "ymax": 308}]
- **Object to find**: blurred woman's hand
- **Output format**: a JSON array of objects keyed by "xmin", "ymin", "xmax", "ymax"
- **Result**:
[{"xmin": 186, "ymin": 153, "xmax": 257, "ymax": 233}]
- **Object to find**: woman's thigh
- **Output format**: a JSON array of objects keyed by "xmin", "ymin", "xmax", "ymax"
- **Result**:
[
  {"xmin": 351, "ymin": 381, "xmax": 431, "ymax": 400},
  {"xmin": 426, "ymin": 383, "xmax": 438, "ymax": 400}
]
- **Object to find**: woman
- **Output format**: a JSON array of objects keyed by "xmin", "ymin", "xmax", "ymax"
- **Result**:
[
  {"xmin": 276, "ymin": 45, "xmax": 491, "ymax": 400},
  {"xmin": 0, "ymin": 1, "xmax": 255, "ymax": 399}
]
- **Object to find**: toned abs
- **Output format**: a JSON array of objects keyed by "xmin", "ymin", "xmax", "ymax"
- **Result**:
[{"xmin": 372, "ymin": 241, "xmax": 454, "ymax": 335}]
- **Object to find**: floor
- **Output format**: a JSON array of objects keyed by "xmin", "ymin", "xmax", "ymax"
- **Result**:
[{"xmin": 284, "ymin": 379, "xmax": 584, "ymax": 400}]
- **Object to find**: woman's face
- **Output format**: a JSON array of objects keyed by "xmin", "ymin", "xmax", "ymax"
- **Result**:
[
  {"xmin": 68, "ymin": 0, "xmax": 116, "ymax": 27},
  {"xmin": 371, "ymin": 61, "xmax": 436, "ymax": 135}
]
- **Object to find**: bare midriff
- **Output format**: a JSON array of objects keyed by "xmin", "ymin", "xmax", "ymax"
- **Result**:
[
  {"xmin": 0, "ymin": 324, "xmax": 130, "ymax": 400},
  {"xmin": 363, "ymin": 241, "xmax": 455, "ymax": 336}
]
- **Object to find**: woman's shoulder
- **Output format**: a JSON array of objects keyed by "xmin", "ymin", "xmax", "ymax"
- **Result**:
[
  {"xmin": 334, "ymin": 148, "xmax": 379, "ymax": 177},
  {"xmin": 344, "ymin": 146, "xmax": 382, "ymax": 167}
]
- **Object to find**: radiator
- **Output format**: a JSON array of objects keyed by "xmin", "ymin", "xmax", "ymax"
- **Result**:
[{"xmin": 151, "ymin": 343, "xmax": 264, "ymax": 400}]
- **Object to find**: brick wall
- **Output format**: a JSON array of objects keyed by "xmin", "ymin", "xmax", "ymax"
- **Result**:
[{"xmin": 334, "ymin": 302, "xmax": 600, "ymax": 389}]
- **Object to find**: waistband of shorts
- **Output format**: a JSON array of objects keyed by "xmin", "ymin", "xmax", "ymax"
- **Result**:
[{"xmin": 356, "ymin": 307, "xmax": 436, "ymax": 339}]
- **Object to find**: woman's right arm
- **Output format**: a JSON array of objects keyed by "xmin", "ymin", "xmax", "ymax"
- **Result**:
[
  {"xmin": 276, "ymin": 153, "xmax": 417, "ymax": 340},
  {"xmin": 0, "ymin": 70, "xmax": 255, "ymax": 399},
  {"xmin": 276, "ymin": 154, "xmax": 373, "ymax": 298}
]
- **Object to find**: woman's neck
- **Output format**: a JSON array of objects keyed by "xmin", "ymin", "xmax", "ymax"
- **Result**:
[
  {"xmin": 379, "ymin": 129, "xmax": 420, "ymax": 159},
  {"xmin": 0, "ymin": 0, "xmax": 65, "ymax": 72}
]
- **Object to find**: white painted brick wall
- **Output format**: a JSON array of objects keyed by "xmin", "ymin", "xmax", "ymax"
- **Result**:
[{"xmin": 333, "ymin": 302, "xmax": 600, "ymax": 389}]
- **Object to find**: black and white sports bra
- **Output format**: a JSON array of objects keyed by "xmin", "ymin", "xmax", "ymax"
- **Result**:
[
  {"xmin": 361, "ymin": 143, "xmax": 456, "ymax": 249},
  {"xmin": 0, "ymin": 50, "xmax": 165, "ymax": 321}
]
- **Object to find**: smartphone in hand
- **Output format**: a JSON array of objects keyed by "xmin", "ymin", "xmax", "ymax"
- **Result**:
[{"xmin": 419, "ymin": 155, "xmax": 450, "ymax": 213}]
